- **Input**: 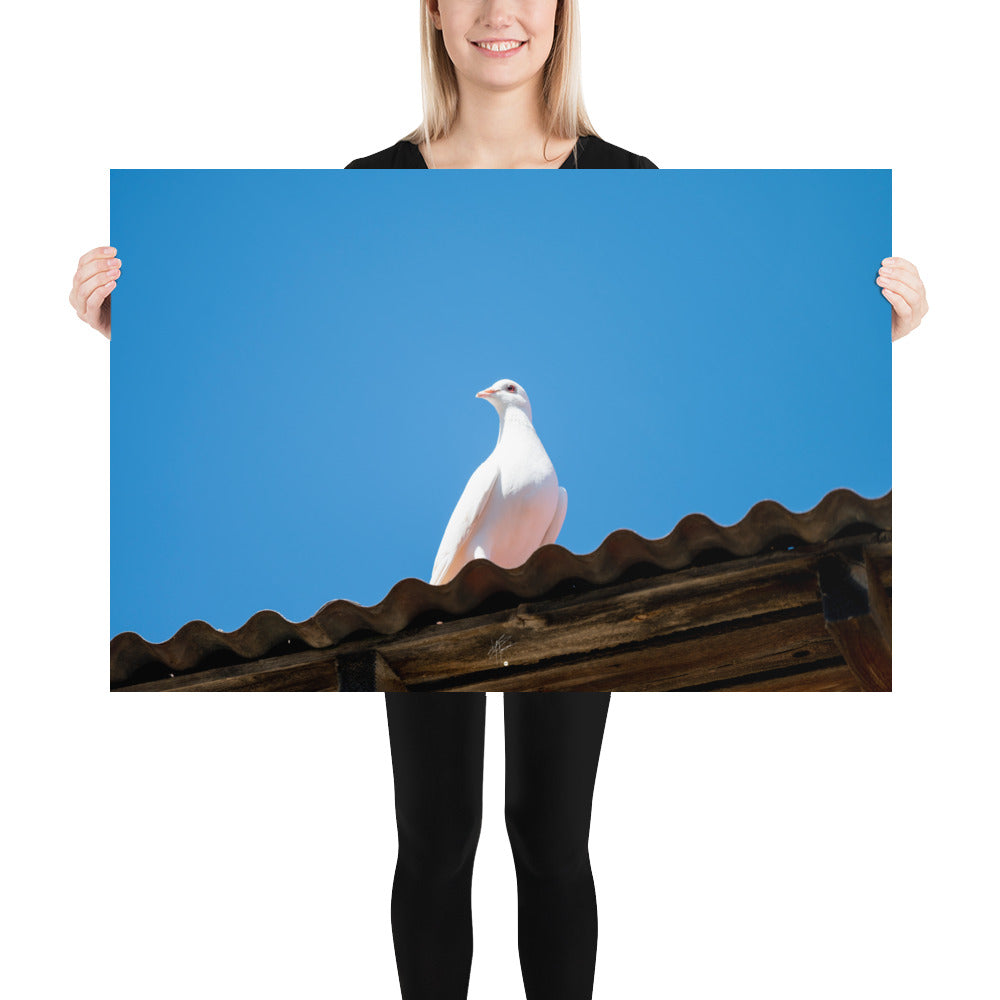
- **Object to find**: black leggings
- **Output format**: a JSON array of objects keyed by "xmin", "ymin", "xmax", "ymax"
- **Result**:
[{"xmin": 385, "ymin": 692, "xmax": 611, "ymax": 1000}]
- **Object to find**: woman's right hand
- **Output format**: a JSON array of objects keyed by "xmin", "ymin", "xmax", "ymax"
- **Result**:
[{"xmin": 69, "ymin": 246, "xmax": 121, "ymax": 340}]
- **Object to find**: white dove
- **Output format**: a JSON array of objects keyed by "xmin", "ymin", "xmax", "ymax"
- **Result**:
[{"xmin": 430, "ymin": 379, "xmax": 567, "ymax": 586}]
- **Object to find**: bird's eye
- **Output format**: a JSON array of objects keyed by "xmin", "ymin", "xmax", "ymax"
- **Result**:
[{"xmin": 506, "ymin": 384, "xmax": 516, "ymax": 392}]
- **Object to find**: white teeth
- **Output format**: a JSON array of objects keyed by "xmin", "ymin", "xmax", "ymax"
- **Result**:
[{"xmin": 476, "ymin": 40, "xmax": 523, "ymax": 52}]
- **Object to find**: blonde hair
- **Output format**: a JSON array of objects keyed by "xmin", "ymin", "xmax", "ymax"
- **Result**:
[{"xmin": 402, "ymin": 0, "xmax": 599, "ymax": 159}]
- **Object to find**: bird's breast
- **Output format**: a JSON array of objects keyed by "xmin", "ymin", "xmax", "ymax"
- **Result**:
[
  {"xmin": 473, "ymin": 429, "xmax": 559, "ymax": 569},
  {"xmin": 495, "ymin": 428, "xmax": 557, "ymax": 496},
  {"xmin": 497, "ymin": 457, "xmax": 556, "ymax": 500}
]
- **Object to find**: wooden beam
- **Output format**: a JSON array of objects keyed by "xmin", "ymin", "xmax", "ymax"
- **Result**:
[
  {"xmin": 443, "ymin": 614, "xmax": 843, "ymax": 691},
  {"xmin": 117, "ymin": 647, "xmax": 405, "ymax": 693},
  {"xmin": 817, "ymin": 552, "xmax": 892, "ymax": 691},
  {"xmin": 119, "ymin": 647, "xmax": 342, "ymax": 691},
  {"xmin": 865, "ymin": 546, "xmax": 893, "ymax": 640},
  {"xmin": 681, "ymin": 659, "xmax": 857, "ymax": 692}
]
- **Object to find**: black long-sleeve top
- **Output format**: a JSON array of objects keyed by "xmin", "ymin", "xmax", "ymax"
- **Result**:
[{"xmin": 345, "ymin": 135, "xmax": 656, "ymax": 169}]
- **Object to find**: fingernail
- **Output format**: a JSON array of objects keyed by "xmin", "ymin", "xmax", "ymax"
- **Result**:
[{"xmin": 104, "ymin": 247, "xmax": 116, "ymax": 255}]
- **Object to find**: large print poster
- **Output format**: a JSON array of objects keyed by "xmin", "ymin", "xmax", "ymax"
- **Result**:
[{"xmin": 110, "ymin": 170, "xmax": 890, "ymax": 688}]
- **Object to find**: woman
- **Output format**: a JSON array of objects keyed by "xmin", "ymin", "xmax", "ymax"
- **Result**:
[{"xmin": 70, "ymin": 4, "xmax": 927, "ymax": 999}]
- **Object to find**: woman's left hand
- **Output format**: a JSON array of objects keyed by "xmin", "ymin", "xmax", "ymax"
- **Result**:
[{"xmin": 877, "ymin": 257, "xmax": 928, "ymax": 341}]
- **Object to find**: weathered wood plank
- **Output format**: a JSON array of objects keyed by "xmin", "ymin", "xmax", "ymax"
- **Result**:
[
  {"xmin": 694, "ymin": 662, "xmax": 860, "ymax": 692},
  {"xmin": 118, "ymin": 647, "xmax": 342, "ymax": 692},
  {"xmin": 383, "ymin": 570, "xmax": 823, "ymax": 687},
  {"xmin": 443, "ymin": 613, "xmax": 840, "ymax": 691},
  {"xmin": 118, "ymin": 647, "xmax": 409, "ymax": 692},
  {"xmin": 168, "ymin": 660, "xmax": 340, "ymax": 692}
]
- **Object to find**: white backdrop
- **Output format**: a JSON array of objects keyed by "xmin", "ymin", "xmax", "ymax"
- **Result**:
[{"xmin": 2, "ymin": 2, "xmax": 997, "ymax": 998}]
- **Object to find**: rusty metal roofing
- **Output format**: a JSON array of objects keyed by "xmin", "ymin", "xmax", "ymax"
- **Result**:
[{"xmin": 111, "ymin": 487, "xmax": 891, "ymax": 688}]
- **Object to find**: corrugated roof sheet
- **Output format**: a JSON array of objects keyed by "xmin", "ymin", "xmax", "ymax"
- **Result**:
[{"xmin": 111, "ymin": 487, "xmax": 891, "ymax": 688}]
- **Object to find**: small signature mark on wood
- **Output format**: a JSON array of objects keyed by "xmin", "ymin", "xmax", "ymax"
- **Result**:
[
  {"xmin": 509, "ymin": 603, "xmax": 547, "ymax": 628},
  {"xmin": 489, "ymin": 633, "xmax": 515, "ymax": 667}
]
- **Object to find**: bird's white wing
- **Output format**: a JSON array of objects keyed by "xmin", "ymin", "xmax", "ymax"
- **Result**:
[
  {"xmin": 539, "ymin": 486, "xmax": 568, "ymax": 547},
  {"xmin": 430, "ymin": 459, "xmax": 500, "ymax": 585}
]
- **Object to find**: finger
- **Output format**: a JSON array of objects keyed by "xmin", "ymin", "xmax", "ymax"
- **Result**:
[
  {"xmin": 75, "ymin": 256, "xmax": 122, "ymax": 291},
  {"xmin": 876, "ymin": 274, "xmax": 922, "ymax": 302},
  {"xmin": 74, "ymin": 256, "xmax": 121, "ymax": 294},
  {"xmin": 880, "ymin": 258, "xmax": 924, "ymax": 286},
  {"xmin": 77, "ymin": 246, "xmax": 117, "ymax": 269},
  {"xmin": 71, "ymin": 258, "xmax": 120, "ymax": 315},
  {"xmin": 83, "ymin": 279, "xmax": 115, "ymax": 326},
  {"xmin": 880, "ymin": 287, "xmax": 912, "ymax": 320},
  {"xmin": 877, "ymin": 274, "xmax": 929, "ymax": 322},
  {"xmin": 76, "ymin": 263, "xmax": 122, "ymax": 305},
  {"xmin": 71, "ymin": 272, "xmax": 118, "ymax": 323}
]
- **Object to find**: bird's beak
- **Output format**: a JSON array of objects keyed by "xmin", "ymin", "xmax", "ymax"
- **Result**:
[{"xmin": 476, "ymin": 388, "xmax": 497, "ymax": 399}]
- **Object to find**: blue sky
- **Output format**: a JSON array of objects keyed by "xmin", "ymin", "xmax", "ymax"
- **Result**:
[{"xmin": 111, "ymin": 169, "xmax": 889, "ymax": 642}]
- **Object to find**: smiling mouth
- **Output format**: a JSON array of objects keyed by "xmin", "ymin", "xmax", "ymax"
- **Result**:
[{"xmin": 471, "ymin": 39, "xmax": 527, "ymax": 53}]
